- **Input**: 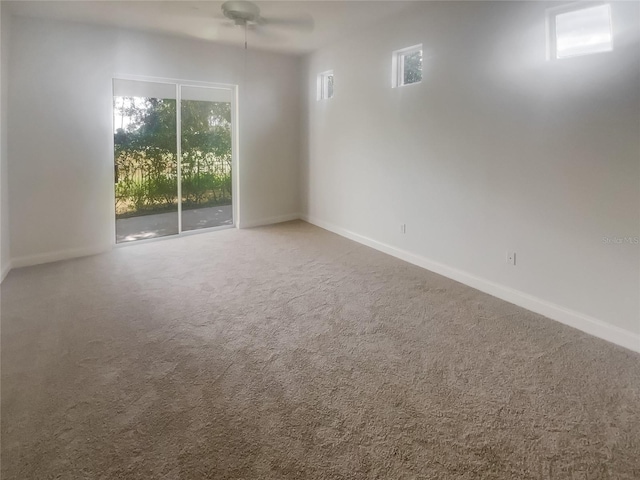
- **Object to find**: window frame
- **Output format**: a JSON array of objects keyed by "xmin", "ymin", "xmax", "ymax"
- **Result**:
[
  {"xmin": 392, "ymin": 44, "xmax": 423, "ymax": 88},
  {"xmin": 546, "ymin": 2, "xmax": 613, "ymax": 60}
]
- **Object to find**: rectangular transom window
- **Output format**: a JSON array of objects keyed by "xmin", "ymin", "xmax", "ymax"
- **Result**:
[
  {"xmin": 317, "ymin": 70, "xmax": 334, "ymax": 100},
  {"xmin": 392, "ymin": 45, "xmax": 422, "ymax": 88},
  {"xmin": 548, "ymin": 3, "xmax": 613, "ymax": 59}
]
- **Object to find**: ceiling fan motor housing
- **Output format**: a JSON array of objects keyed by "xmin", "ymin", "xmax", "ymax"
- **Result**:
[{"xmin": 222, "ymin": 1, "xmax": 261, "ymax": 25}]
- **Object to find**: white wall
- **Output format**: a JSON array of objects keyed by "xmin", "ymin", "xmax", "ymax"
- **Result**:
[
  {"xmin": 0, "ymin": 6, "xmax": 10, "ymax": 282},
  {"xmin": 302, "ymin": 2, "xmax": 640, "ymax": 348},
  {"xmin": 8, "ymin": 15, "xmax": 301, "ymax": 265}
]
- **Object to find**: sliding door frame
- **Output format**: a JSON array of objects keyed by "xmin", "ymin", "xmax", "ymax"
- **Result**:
[{"xmin": 111, "ymin": 74, "xmax": 240, "ymax": 247}]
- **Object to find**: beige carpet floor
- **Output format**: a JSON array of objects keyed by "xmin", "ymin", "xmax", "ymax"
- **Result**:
[{"xmin": 1, "ymin": 221, "xmax": 639, "ymax": 479}]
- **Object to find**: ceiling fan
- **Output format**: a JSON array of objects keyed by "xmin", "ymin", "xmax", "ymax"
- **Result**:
[{"xmin": 220, "ymin": 1, "xmax": 313, "ymax": 33}]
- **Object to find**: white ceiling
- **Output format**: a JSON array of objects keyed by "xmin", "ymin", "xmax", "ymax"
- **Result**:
[{"xmin": 3, "ymin": 0, "xmax": 418, "ymax": 55}]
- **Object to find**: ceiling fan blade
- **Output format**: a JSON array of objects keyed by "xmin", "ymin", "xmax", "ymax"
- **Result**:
[
  {"xmin": 251, "ymin": 25, "xmax": 286, "ymax": 42},
  {"xmin": 260, "ymin": 14, "xmax": 314, "ymax": 32}
]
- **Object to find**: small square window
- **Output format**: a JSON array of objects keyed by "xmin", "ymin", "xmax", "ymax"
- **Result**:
[
  {"xmin": 549, "ymin": 3, "xmax": 613, "ymax": 59},
  {"xmin": 317, "ymin": 70, "xmax": 334, "ymax": 100},
  {"xmin": 392, "ymin": 45, "xmax": 422, "ymax": 88}
]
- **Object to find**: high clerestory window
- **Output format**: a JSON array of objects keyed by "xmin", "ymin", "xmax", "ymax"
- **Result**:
[
  {"xmin": 548, "ymin": 3, "xmax": 613, "ymax": 59},
  {"xmin": 317, "ymin": 70, "xmax": 334, "ymax": 100},
  {"xmin": 392, "ymin": 44, "xmax": 422, "ymax": 88}
]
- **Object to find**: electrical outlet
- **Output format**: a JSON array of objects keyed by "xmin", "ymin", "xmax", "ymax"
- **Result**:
[
  {"xmin": 400, "ymin": 224, "xmax": 406, "ymax": 234},
  {"xmin": 507, "ymin": 251, "xmax": 516, "ymax": 266}
]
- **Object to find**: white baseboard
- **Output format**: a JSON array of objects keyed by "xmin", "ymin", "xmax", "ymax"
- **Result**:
[
  {"xmin": 239, "ymin": 213, "xmax": 301, "ymax": 229},
  {"xmin": 11, "ymin": 244, "xmax": 112, "ymax": 269},
  {"xmin": 9, "ymin": 213, "xmax": 301, "ymax": 269},
  {"xmin": 0, "ymin": 260, "xmax": 12, "ymax": 284},
  {"xmin": 301, "ymin": 214, "xmax": 640, "ymax": 354}
]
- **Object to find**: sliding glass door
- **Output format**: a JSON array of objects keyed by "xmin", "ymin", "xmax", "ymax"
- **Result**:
[
  {"xmin": 113, "ymin": 80, "xmax": 178, "ymax": 242},
  {"xmin": 180, "ymin": 86, "xmax": 233, "ymax": 232},
  {"xmin": 113, "ymin": 79, "xmax": 234, "ymax": 243}
]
